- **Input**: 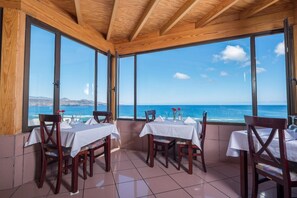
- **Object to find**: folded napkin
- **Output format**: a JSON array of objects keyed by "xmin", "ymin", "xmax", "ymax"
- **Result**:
[
  {"xmin": 85, "ymin": 117, "xmax": 98, "ymax": 125},
  {"xmin": 184, "ymin": 117, "xmax": 196, "ymax": 124},
  {"xmin": 60, "ymin": 122, "xmax": 72, "ymax": 129},
  {"xmin": 154, "ymin": 116, "xmax": 165, "ymax": 122}
]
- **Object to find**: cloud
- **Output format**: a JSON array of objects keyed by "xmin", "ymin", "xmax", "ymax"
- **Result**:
[
  {"xmin": 256, "ymin": 67, "xmax": 266, "ymax": 74},
  {"xmin": 84, "ymin": 83, "xmax": 90, "ymax": 95},
  {"xmin": 274, "ymin": 41, "xmax": 285, "ymax": 56},
  {"xmin": 220, "ymin": 71, "xmax": 228, "ymax": 76},
  {"xmin": 215, "ymin": 45, "xmax": 248, "ymax": 62},
  {"xmin": 206, "ymin": 67, "xmax": 215, "ymax": 71},
  {"xmin": 200, "ymin": 74, "xmax": 208, "ymax": 78},
  {"xmin": 173, "ymin": 72, "xmax": 190, "ymax": 80}
]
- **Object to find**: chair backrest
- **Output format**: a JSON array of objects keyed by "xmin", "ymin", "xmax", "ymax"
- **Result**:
[
  {"xmin": 93, "ymin": 111, "xmax": 113, "ymax": 123},
  {"xmin": 39, "ymin": 114, "xmax": 62, "ymax": 157},
  {"xmin": 145, "ymin": 110, "xmax": 156, "ymax": 123},
  {"xmin": 244, "ymin": 116, "xmax": 291, "ymax": 181},
  {"xmin": 200, "ymin": 111, "xmax": 207, "ymax": 148}
]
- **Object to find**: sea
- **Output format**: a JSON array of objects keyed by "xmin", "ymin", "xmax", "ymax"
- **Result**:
[{"xmin": 29, "ymin": 105, "xmax": 288, "ymax": 123}]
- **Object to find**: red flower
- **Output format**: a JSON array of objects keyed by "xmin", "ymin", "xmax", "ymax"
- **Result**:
[
  {"xmin": 57, "ymin": 110, "xmax": 65, "ymax": 114},
  {"xmin": 178, "ymin": 107, "xmax": 181, "ymax": 111},
  {"xmin": 172, "ymin": 108, "xmax": 176, "ymax": 111}
]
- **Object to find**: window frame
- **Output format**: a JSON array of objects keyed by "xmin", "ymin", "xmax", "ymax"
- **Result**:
[
  {"xmin": 23, "ymin": 16, "xmax": 111, "ymax": 132},
  {"xmin": 116, "ymin": 29, "xmax": 293, "ymax": 124}
]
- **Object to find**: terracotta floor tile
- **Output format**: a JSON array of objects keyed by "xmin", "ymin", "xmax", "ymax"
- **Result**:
[
  {"xmin": 145, "ymin": 175, "xmax": 180, "ymax": 194},
  {"xmin": 111, "ymin": 160, "xmax": 135, "ymax": 172},
  {"xmin": 194, "ymin": 167, "xmax": 228, "ymax": 182},
  {"xmin": 137, "ymin": 166, "xmax": 167, "ymax": 179},
  {"xmin": 126, "ymin": 150, "xmax": 147, "ymax": 161},
  {"xmin": 155, "ymin": 189, "xmax": 191, "ymax": 198},
  {"xmin": 47, "ymin": 191, "xmax": 83, "ymax": 198},
  {"xmin": 111, "ymin": 151, "xmax": 130, "ymax": 162},
  {"xmin": 0, "ymin": 187, "xmax": 18, "ymax": 198},
  {"xmin": 131, "ymin": 159, "xmax": 149, "ymax": 168},
  {"xmin": 213, "ymin": 165, "xmax": 240, "ymax": 178},
  {"xmin": 170, "ymin": 172, "xmax": 204, "ymax": 188},
  {"xmin": 184, "ymin": 183, "xmax": 229, "ymax": 198},
  {"xmin": 116, "ymin": 180, "xmax": 152, "ymax": 198},
  {"xmin": 113, "ymin": 169, "xmax": 142, "ymax": 184},
  {"xmin": 48, "ymin": 174, "xmax": 85, "ymax": 195},
  {"xmin": 209, "ymin": 178, "xmax": 241, "ymax": 198},
  {"xmin": 84, "ymin": 172, "xmax": 114, "ymax": 189},
  {"xmin": 11, "ymin": 181, "xmax": 50, "ymax": 198},
  {"xmin": 83, "ymin": 185, "xmax": 118, "ymax": 198}
]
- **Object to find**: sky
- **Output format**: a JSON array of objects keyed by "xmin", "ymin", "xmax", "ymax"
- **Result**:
[
  {"xmin": 29, "ymin": 24, "xmax": 287, "ymax": 106},
  {"xmin": 119, "ymin": 33, "xmax": 287, "ymax": 105}
]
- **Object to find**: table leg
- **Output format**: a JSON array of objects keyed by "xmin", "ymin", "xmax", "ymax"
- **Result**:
[
  {"xmin": 105, "ymin": 135, "xmax": 111, "ymax": 172},
  {"xmin": 149, "ymin": 134, "xmax": 154, "ymax": 167},
  {"xmin": 240, "ymin": 150, "xmax": 248, "ymax": 198},
  {"xmin": 71, "ymin": 155, "xmax": 79, "ymax": 193},
  {"xmin": 188, "ymin": 141, "xmax": 193, "ymax": 174}
]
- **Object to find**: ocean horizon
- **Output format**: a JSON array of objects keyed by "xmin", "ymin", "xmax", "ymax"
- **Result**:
[{"xmin": 29, "ymin": 104, "xmax": 287, "ymax": 123}]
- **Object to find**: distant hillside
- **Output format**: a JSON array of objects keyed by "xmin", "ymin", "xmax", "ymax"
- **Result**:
[{"xmin": 29, "ymin": 96, "xmax": 105, "ymax": 106}]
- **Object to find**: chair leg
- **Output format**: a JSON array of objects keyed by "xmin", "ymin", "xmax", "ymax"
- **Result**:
[
  {"xmin": 64, "ymin": 158, "xmax": 69, "ymax": 174},
  {"xmin": 154, "ymin": 144, "xmax": 157, "ymax": 157},
  {"xmin": 38, "ymin": 154, "xmax": 47, "ymax": 188},
  {"xmin": 251, "ymin": 170, "xmax": 258, "ymax": 198},
  {"xmin": 201, "ymin": 150, "xmax": 207, "ymax": 173},
  {"xmin": 165, "ymin": 145, "xmax": 168, "ymax": 168},
  {"xmin": 283, "ymin": 185, "xmax": 291, "ymax": 198},
  {"xmin": 83, "ymin": 153, "xmax": 87, "ymax": 180},
  {"xmin": 55, "ymin": 159, "xmax": 63, "ymax": 194},
  {"xmin": 173, "ymin": 142, "xmax": 176, "ymax": 161},
  {"xmin": 89, "ymin": 149, "xmax": 94, "ymax": 177},
  {"xmin": 177, "ymin": 145, "xmax": 182, "ymax": 170},
  {"xmin": 277, "ymin": 184, "xmax": 284, "ymax": 198}
]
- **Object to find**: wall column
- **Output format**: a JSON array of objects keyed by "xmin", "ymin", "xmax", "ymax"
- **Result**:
[{"xmin": 0, "ymin": 8, "xmax": 26, "ymax": 135}]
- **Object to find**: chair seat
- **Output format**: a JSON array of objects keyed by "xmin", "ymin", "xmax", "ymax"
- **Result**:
[
  {"xmin": 85, "ymin": 139, "xmax": 105, "ymax": 149},
  {"xmin": 45, "ymin": 147, "xmax": 71, "ymax": 157},
  {"xmin": 154, "ymin": 137, "xmax": 174, "ymax": 144},
  {"xmin": 256, "ymin": 163, "xmax": 297, "ymax": 181}
]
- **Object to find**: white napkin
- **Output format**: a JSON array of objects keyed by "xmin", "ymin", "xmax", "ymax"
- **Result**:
[
  {"xmin": 184, "ymin": 117, "xmax": 196, "ymax": 124},
  {"xmin": 60, "ymin": 122, "xmax": 72, "ymax": 129},
  {"xmin": 85, "ymin": 117, "xmax": 98, "ymax": 125},
  {"xmin": 154, "ymin": 116, "xmax": 165, "ymax": 122}
]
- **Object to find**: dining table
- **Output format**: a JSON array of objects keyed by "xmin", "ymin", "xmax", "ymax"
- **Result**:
[
  {"xmin": 139, "ymin": 119, "xmax": 201, "ymax": 174},
  {"xmin": 226, "ymin": 128, "xmax": 297, "ymax": 198},
  {"xmin": 25, "ymin": 122, "xmax": 120, "ymax": 194}
]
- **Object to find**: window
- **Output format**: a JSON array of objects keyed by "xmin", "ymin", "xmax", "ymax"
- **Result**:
[
  {"xmin": 255, "ymin": 33, "xmax": 287, "ymax": 118},
  {"xmin": 117, "ymin": 56, "xmax": 135, "ymax": 118},
  {"xmin": 27, "ymin": 25, "xmax": 55, "ymax": 126},
  {"xmin": 60, "ymin": 36, "xmax": 95, "ymax": 121},
  {"xmin": 23, "ymin": 18, "xmax": 110, "ymax": 130},
  {"xmin": 136, "ymin": 38, "xmax": 252, "ymax": 122},
  {"xmin": 97, "ymin": 52, "xmax": 108, "ymax": 111},
  {"xmin": 117, "ymin": 32, "xmax": 289, "ymax": 123}
]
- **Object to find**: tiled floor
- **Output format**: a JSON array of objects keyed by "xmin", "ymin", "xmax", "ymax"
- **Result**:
[{"xmin": 1, "ymin": 149, "xmax": 297, "ymax": 198}]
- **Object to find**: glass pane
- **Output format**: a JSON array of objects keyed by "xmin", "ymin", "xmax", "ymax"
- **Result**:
[
  {"xmin": 28, "ymin": 25, "xmax": 55, "ymax": 126},
  {"xmin": 137, "ymin": 38, "xmax": 252, "ymax": 122},
  {"xmin": 256, "ymin": 33, "xmax": 287, "ymax": 118},
  {"xmin": 97, "ymin": 52, "xmax": 108, "ymax": 111},
  {"xmin": 60, "ymin": 36, "xmax": 95, "ymax": 122},
  {"xmin": 118, "ymin": 56, "xmax": 134, "ymax": 118}
]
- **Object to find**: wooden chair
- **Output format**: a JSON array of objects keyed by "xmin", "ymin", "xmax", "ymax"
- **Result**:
[
  {"xmin": 145, "ymin": 110, "xmax": 175, "ymax": 168},
  {"xmin": 38, "ymin": 114, "xmax": 88, "ymax": 194},
  {"xmin": 88, "ymin": 111, "xmax": 113, "ymax": 177},
  {"xmin": 244, "ymin": 115, "xmax": 297, "ymax": 198},
  {"xmin": 177, "ymin": 111, "xmax": 207, "ymax": 172}
]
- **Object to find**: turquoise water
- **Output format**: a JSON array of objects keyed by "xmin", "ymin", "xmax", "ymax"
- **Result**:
[{"xmin": 29, "ymin": 105, "xmax": 287, "ymax": 123}]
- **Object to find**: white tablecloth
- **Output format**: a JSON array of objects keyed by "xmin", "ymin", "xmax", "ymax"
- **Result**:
[
  {"xmin": 25, "ymin": 123, "xmax": 120, "ymax": 157},
  {"xmin": 226, "ymin": 128, "xmax": 297, "ymax": 162},
  {"xmin": 139, "ymin": 120, "xmax": 202, "ymax": 149}
]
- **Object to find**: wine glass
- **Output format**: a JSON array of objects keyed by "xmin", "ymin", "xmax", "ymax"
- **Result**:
[{"xmin": 288, "ymin": 115, "xmax": 297, "ymax": 130}]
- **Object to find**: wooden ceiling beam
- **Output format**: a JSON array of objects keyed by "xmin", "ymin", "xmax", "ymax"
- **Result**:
[
  {"xmin": 106, "ymin": 0, "xmax": 119, "ymax": 40},
  {"xmin": 195, "ymin": 0, "xmax": 239, "ymax": 28},
  {"xmin": 74, "ymin": 0, "xmax": 83, "ymax": 25},
  {"xmin": 160, "ymin": 0, "xmax": 199, "ymax": 35},
  {"xmin": 240, "ymin": 0, "xmax": 279, "ymax": 19},
  {"xmin": 129, "ymin": 0, "xmax": 160, "ymax": 41}
]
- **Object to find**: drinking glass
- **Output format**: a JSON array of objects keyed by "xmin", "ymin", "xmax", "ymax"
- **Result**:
[{"xmin": 288, "ymin": 115, "xmax": 297, "ymax": 130}]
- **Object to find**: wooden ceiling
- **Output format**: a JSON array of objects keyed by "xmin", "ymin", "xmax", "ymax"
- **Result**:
[{"xmin": 49, "ymin": 0, "xmax": 293, "ymax": 44}]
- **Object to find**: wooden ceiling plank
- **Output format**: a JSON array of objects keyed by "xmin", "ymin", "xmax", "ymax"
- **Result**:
[
  {"xmin": 195, "ymin": 0, "xmax": 239, "ymax": 28},
  {"xmin": 106, "ymin": 0, "xmax": 119, "ymax": 40},
  {"xmin": 240, "ymin": 0, "xmax": 279, "ymax": 19},
  {"xmin": 160, "ymin": 0, "xmax": 200, "ymax": 35},
  {"xmin": 129, "ymin": 0, "xmax": 160, "ymax": 41},
  {"xmin": 74, "ymin": 0, "xmax": 83, "ymax": 25}
]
